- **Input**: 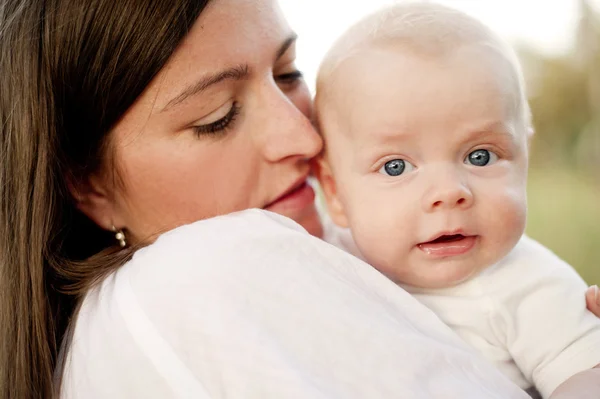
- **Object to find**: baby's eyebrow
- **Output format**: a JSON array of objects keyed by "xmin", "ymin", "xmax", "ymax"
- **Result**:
[
  {"xmin": 366, "ymin": 127, "xmax": 415, "ymax": 144},
  {"xmin": 463, "ymin": 122, "xmax": 517, "ymax": 142}
]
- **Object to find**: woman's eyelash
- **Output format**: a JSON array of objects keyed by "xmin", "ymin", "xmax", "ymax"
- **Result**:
[
  {"xmin": 192, "ymin": 102, "xmax": 240, "ymax": 137},
  {"xmin": 276, "ymin": 70, "xmax": 303, "ymax": 84}
]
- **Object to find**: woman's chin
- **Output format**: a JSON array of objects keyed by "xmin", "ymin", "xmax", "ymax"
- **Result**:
[{"xmin": 288, "ymin": 202, "xmax": 323, "ymax": 238}]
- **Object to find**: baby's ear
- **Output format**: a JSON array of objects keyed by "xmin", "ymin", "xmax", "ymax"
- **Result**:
[
  {"xmin": 526, "ymin": 127, "xmax": 535, "ymax": 148},
  {"xmin": 312, "ymin": 156, "xmax": 349, "ymax": 228},
  {"xmin": 527, "ymin": 126, "xmax": 535, "ymax": 139}
]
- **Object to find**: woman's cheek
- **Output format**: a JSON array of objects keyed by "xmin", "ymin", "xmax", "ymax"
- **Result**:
[{"xmin": 287, "ymin": 84, "xmax": 312, "ymax": 118}]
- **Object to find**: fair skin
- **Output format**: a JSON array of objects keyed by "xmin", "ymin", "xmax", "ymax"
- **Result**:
[
  {"xmin": 317, "ymin": 45, "xmax": 528, "ymax": 289},
  {"xmin": 587, "ymin": 285, "xmax": 600, "ymax": 315},
  {"xmin": 315, "ymin": 44, "xmax": 600, "ymax": 397},
  {"xmin": 76, "ymin": 0, "xmax": 323, "ymax": 242}
]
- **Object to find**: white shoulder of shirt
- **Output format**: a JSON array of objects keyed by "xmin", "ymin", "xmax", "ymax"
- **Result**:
[{"xmin": 60, "ymin": 209, "xmax": 528, "ymax": 399}]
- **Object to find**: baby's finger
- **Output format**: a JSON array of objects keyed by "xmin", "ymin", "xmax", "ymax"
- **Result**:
[{"xmin": 585, "ymin": 285, "xmax": 600, "ymax": 317}]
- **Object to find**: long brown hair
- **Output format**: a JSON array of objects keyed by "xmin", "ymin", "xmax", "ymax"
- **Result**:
[{"xmin": 0, "ymin": 0, "xmax": 210, "ymax": 396}]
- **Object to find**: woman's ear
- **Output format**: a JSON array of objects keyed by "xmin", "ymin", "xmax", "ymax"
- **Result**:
[
  {"xmin": 67, "ymin": 172, "xmax": 119, "ymax": 231},
  {"xmin": 312, "ymin": 156, "xmax": 349, "ymax": 228}
]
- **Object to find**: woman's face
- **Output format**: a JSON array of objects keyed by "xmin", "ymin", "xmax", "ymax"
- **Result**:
[{"xmin": 86, "ymin": 0, "xmax": 323, "ymax": 242}]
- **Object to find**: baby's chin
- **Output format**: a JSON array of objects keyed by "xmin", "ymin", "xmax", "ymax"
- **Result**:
[
  {"xmin": 391, "ymin": 264, "xmax": 484, "ymax": 290},
  {"xmin": 376, "ymin": 248, "xmax": 506, "ymax": 290}
]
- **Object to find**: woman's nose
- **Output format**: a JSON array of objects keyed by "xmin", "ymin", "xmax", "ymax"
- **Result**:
[
  {"xmin": 255, "ymin": 86, "xmax": 323, "ymax": 163},
  {"xmin": 422, "ymin": 168, "xmax": 474, "ymax": 212}
]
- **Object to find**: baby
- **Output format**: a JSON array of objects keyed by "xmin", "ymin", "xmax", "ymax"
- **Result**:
[{"xmin": 313, "ymin": 2, "xmax": 600, "ymax": 398}]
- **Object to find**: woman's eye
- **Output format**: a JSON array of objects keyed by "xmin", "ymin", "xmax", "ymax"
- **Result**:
[
  {"xmin": 192, "ymin": 102, "xmax": 240, "ymax": 137},
  {"xmin": 378, "ymin": 159, "xmax": 415, "ymax": 177},
  {"xmin": 275, "ymin": 70, "xmax": 303, "ymax": 85},
  {"xmin": 465, "ymin": 149, "xmax": 498, "ymax": 166}
]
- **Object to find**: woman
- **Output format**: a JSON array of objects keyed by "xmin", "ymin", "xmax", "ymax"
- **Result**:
[{"xmin": 1, "ymin": 0, "xmax": 598, "ymax": 397}]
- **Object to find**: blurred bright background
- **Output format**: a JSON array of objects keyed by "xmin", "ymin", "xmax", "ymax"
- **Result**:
[{"xmin": 280, "ymin": 0, "xmax": 600, "ymax": 284}]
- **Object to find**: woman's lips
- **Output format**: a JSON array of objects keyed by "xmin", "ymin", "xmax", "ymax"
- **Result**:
[
  {"xmin": 417, "ymin": 235, "xmax": 477, "ymax": 257},
  {"xmin": 263, "ymin": 181, "xmax": 315, "ymax": 214}
]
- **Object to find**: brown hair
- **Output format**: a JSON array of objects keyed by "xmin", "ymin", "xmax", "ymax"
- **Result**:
[{"xmin": 0, "ymin": 0, "xmax": 210, "ymax": 396}]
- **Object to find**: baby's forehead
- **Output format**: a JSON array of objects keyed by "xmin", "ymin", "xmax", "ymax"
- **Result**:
[
  {"xmin": 324, "ymin": 40, "xmax": 516, "ymax": 88},
  {"xmin": 319, "ymin": 44, "xmax": 520, "ymax": 115},
  {"xmin": 315, "ymin": 47, "xmax": 526, "ymax": 149}
]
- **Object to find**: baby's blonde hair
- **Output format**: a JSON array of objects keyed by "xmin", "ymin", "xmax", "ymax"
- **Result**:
[{"xmin": 316, "ymin": 1, "xmax": 531, "ymax": 131}]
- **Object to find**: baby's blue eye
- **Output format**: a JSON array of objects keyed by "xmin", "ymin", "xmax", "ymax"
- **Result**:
[
  {"xmin": 379, "ymin": 159, "xmax": 415, "ymax": 176},
  {"xmin": 465, "ymin": 149, "xmax": 498, "ymax": 166}
]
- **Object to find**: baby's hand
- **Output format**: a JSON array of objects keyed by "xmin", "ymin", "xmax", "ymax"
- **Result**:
[
  {"xmin": 548, "ymin": 365, "xmax": 600, "ymax": 399},
  {"xmin": 586, "ymin": 285, "xmax": 600, "ymax": 317}
]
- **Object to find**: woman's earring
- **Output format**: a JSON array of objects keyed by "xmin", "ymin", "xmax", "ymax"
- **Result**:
[{"xmin": 112, "ymin": 226, "xmax": 127, "ymax": 248}]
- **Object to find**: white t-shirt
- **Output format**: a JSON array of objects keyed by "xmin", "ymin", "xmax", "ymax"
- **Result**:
[
  {"xmin": 324, "ymin": 220, "xmax": 600, "ymax": 398},
  {"xmin": 60, "ymin": 210, "xmax": 527, "ymax": 398}
]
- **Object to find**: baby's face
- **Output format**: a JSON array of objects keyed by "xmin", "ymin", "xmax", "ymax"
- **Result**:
[{"xmin": 317, "ymin": 46, "xmax": 529, "ymax": 288}]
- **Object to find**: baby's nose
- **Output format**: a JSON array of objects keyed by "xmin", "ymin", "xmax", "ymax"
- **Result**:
[{"xmin": 422, "ymin": 173, "xmax": 473, "ymax": 212}]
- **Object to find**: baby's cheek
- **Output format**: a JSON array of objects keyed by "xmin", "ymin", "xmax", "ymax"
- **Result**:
[
  {"xmin": 352, "ymin": 225, "xmax": 403, "ymax": 277},
  {"xmin": 347, "ymin": 199, "xmax": 414, "ymax": 274},
  {"xmin": 499, "ymin": 187, "xmax": 527, "ymax": 229},
  {"xmin": 482, "ymin": 188, "xmax": 527, "ymax": 261}
]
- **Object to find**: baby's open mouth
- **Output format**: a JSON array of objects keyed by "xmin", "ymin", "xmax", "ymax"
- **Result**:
[
  {"xmin": 427, "ymin": 234, "xmax": 466, "ymax": 244},
  {"xmin": 418, "ymin": 234, "xmax": 477, "ymax": 257}
]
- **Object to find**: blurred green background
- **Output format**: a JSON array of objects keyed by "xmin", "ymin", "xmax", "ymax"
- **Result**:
[{"xmin": 522, "ymin": 0, "xmax": 599, "ymax": 285}]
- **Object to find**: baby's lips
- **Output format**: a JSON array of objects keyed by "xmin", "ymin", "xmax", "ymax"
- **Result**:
[{"xmin": 418, "ymin": 235, "xmax": 477, "ymax": 257}]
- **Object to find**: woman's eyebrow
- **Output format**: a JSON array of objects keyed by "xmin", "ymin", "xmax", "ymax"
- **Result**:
[
  {"xmin": 275, "ymin": 33, "xmax": 298, "ymax": 62},
  {"xmin": 161, "ymin": 64, "xmax": 250, "ymax": 112},
  {"xmin": 160, "ymin": 33, "xmax": 298, "ymax": 113}
]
